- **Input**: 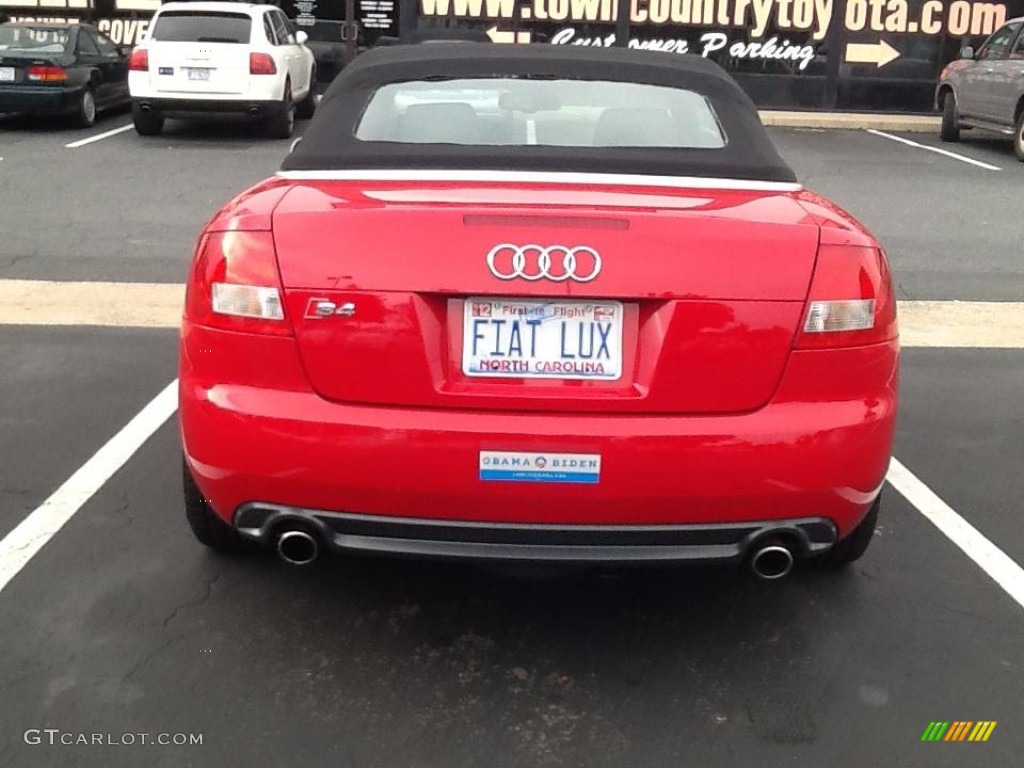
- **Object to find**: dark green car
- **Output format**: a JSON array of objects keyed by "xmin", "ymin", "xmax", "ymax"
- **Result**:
[{"xmin": 0, "ymin": 22, "xmax": 131, "ymax": 127}]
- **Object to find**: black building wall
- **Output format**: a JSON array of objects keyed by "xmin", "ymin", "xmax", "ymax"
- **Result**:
[{"xmin": 4, "ymin": 0, "xmax": 1022, "ymax": 111}]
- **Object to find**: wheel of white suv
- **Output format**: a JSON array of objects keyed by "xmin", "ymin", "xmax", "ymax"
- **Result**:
[
  {"xmin": 267, "ymin": 81, "xmax": 295, "ymax": 139},
  {"xmin": 940, "ymin": 91, "xmax": 960, "ymax": 143},
  {"xmin": 73, "ymin": 87, "xmax": 96, "ymax": 128},
  {"xmin": 131, "ymin": 103, "xmax": 164, "ymax": 136},
  {"xmin": 296, "ymin": 68, "xmax": 317, "ymax": 120},
  {"xmin": 1014, "ymin": 111, "xmax": 1024, "ymax": 162}
]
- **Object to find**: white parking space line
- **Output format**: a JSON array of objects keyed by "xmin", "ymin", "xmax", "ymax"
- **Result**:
[
  {"xmin": 0, "ymin": 380, "xmax": 178, "ymax": 596},
  {"xmin": 0, "ymin": 399, "xmax": 1019, "ymax": 611},
  {"xmin": 0, "ymin": 373, "xmax": 1019, "ymax": 610},
  {"xmin": 866, "ymin": 129, "xmax": 1003, "ymax": 172},
  {"xmin": 65, "ymin": 124, "xmax": 134, "ymax": 149},
  {"xmin": 887, "ymin": 458, "xmax": 1024, "ymax": 612}
]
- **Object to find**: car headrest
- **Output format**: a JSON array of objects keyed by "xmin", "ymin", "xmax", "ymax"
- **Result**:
[
  {"xmin": 397, "ymin": 102, "xmax": 482, "ymax": 144},
  {"xmin": 593, "ymin": 107, "xmax": 678, "ymax": 147}
]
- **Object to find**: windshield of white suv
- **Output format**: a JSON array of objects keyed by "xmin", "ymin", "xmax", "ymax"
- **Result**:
[{"xmin": 150, "ymin": 12, "xmax": 252, "ymax": 44}]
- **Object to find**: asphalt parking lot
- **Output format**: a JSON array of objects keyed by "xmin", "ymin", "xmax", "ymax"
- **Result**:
[{"xmin": 1, "ymin": 110, "xmax": 1022, "ymax": 767}]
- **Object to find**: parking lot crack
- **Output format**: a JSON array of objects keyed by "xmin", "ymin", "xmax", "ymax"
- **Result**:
[
  {"xmin": 110, "ymin": 492, "xmax": 132, "ymax": 527},
  {"xmin": 2, "ymin": 252, "xmax": 35, "ymax": 274},
  {"xmin": 160, "ymin": 567, "xmax": 227, "ymax": 630},
  {"xmin": 120, "ymin": 569, "xmax": 227, "ymax": 683},
  {"xmin": 122, "ymin": 632, "xmax": 187, "ymax": 684},
  {"xmin": 896, "ymin": 280, "xmax": 915, "ymax": 300}
]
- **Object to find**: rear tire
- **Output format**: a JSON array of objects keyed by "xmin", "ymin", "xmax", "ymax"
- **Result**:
[
  {"xmin": 183, "ymin": 459, "xmax": 242, "ymax": 552},
  {"xmin": 940, "ymin": 92, "xmax": 960, "ymax": 143},
  {"xmin": 131, "ymin": 103, "xmax": 164, "ymax": 136},
  {"xmin": 295, "ymin": 69, "xmax": 317, "ymax": 120},
  {"xmin": 822, "ymin": 496, "xmax": 880, "ymax": 568},
  {"xmin": 1014, "ymin": 112, "xmax": 1024, "ymax": 162},
  {"xmin": 73, "ymin": 87, "xmax": 97, "ymax": 128},
  {"xmin": 267, "ymin": 81, "xmax": 295, "ymax": 139}
]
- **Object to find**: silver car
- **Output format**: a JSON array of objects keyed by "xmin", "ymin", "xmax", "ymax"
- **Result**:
[{"xmin": 936, "ymin": 17, "xmax": 1024, "ymax": 161}]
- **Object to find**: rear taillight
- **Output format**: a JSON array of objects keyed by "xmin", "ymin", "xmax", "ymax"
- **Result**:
[
  {"xmin": 185, "ymin": 231, "xmax": 291, "ymax": 336},
  {"xmin": 795, "ymin": 245, "xmax": 897, "ymax": 349},
  {"xmin": 128, "ymin": 48, "xmax": 148, "ymax": 72},
  {"xmin": 249, "ymin": 53, "xmax": 277, "ymax": 75},
  {"xmin": 26, "ymin": 66, "xmax": 67, "ymax": 82}
]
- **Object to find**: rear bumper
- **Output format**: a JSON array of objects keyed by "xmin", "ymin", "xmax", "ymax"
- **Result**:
[
  {"xmin": 237, "ymin": 503, "xmax": 837, "ymax": 563},
  {"xmin": 181, "ymin": 322, "xmax": 899, "ymax": 544},
  {"xmin": 236, "ymin": 502, "xmax": 836, "ymax": 562},
  {"xmin": 0, "ymin": 85, "xmax": 81, "ymax": 114},
  {"xmin": 131, "ymin": 96, "xmax": 280, "ymax": 118}
]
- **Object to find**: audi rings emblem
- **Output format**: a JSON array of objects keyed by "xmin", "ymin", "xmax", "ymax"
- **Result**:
[{"xmin": 486, "ymin": 244, "xmax": 602, "ymax": 283}]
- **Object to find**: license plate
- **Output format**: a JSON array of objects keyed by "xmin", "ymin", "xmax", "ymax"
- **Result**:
[
  {"xmin": 463, "ymin": 298, "xmax": 623, "ymax": 380},
  {"xmin": 0, "ymin": 68, "xmax": 14, "ymax": 83},
  {"xmin": 187, "ymin": 68, "xmax": 211, "ymax": 81}
]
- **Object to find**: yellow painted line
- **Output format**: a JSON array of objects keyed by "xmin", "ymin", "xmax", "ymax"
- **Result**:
[
  {"xmin": 761, "ymin": 110, "xmax": 940, "ymax": 133},
  {"xmin": 0, "ymin": 280, "xmax": 183, "ymax": 328},
  {"xmin": 0, "ymin": 281, "xmax": 1022, "ymax": 348},
  {"xmin": 898, "ymin": 301, "xmax": 1024, "ymax": 349}
]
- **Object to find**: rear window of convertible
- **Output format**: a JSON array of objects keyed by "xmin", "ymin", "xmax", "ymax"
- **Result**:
[
  {"xmin": 151, "ymin": 12, "xmax": 252, "ymax": 44},
  {"xmin": 354, "ymin": 78, "xmax": 727, "ymax": 149}
]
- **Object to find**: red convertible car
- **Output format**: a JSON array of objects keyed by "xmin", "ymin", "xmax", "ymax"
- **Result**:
[{"xmin": 179, "ymin": 44, "xmax": 898, "ymax": 580}]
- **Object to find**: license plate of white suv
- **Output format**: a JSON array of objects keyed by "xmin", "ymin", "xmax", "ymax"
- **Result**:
[
  {"xmin": 463, "ymin": 298, "xmax": 623, "ymax": 380},
  {"xmin": 187, "ymin": 68, "xmax": 211, "ymax": 81}
]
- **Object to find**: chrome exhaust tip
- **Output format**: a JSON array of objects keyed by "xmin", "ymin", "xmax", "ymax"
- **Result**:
[
  {"xmin": 140, "ymin": 103, "xmax": 152, "ymax": 112},
  {"xmin": 275, "ymin": 529, "xmax": 319, "ymax": 566},
  {"xmin": 248, "ymin": 106, "xmax": 262, "ymax": 118},
  {"xmin": 749, "ymin": 541, "xmax": 794, "ymax": 581}
]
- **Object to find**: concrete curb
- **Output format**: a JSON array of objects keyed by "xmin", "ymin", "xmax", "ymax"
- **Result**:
[
  {"xmin": 760, "ymin": 111, "xmax": 941, "ymax": 132},
  {"xmin": 1, "ymin": 281, "xmax": 1022, "ymax": 348}
]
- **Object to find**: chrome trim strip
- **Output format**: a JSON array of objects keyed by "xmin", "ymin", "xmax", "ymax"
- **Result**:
[{"xmin": 275, "ymin": 169, "xmax": 803, "ymax": 193}]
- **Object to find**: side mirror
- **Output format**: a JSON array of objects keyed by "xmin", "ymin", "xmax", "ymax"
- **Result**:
[
  {"xmin": 295, "ymin": 30, "xmax": 309, "ymax": 45},
  {"xmin": 960, "ymin": 45, "xmax": 975, "ymax": 60}
]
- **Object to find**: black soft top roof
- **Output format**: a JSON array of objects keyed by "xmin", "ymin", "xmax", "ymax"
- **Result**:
[{"xmin": 282, "ymin": 43, "xmax": 797, "ymax": 184}]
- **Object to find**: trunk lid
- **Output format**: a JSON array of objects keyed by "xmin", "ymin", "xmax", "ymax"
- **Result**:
[
  {"xmin": 0, "ymin": 55, "xmax": 65, "ymax": 85},
  {"xmin": 148, "ymin": 41, "xmax": 251, "ymax": 95},
  {"xmin": 271, "ymin": 180, "xmax": 820, "ymax": 414}
]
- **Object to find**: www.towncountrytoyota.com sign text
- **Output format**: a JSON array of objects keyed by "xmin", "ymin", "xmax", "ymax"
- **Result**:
[
  {"xmin": 415, "ymin": 0, "xmax": 1019, "ymax": 109},
  {"xmin": 420, "ymin": 0, "xmax": 1007, "ymax": 46},
  {"xmin": 1, "ymin": 0, "xmax": 1021, "ymax": 109}
]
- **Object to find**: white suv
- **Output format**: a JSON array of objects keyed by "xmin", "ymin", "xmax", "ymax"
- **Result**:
[{"xmin": 128, "ymin": 2, "xmax": 316, "ymax": 138}]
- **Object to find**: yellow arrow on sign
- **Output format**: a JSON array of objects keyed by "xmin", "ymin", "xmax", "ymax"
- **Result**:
[
  {"xmin": 845, "ymin": 40, "xmax": 901, "ymax": 68},
  {"xmin": 486, "ymin": 26, "xmax": 532, "ymax": 44}
]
